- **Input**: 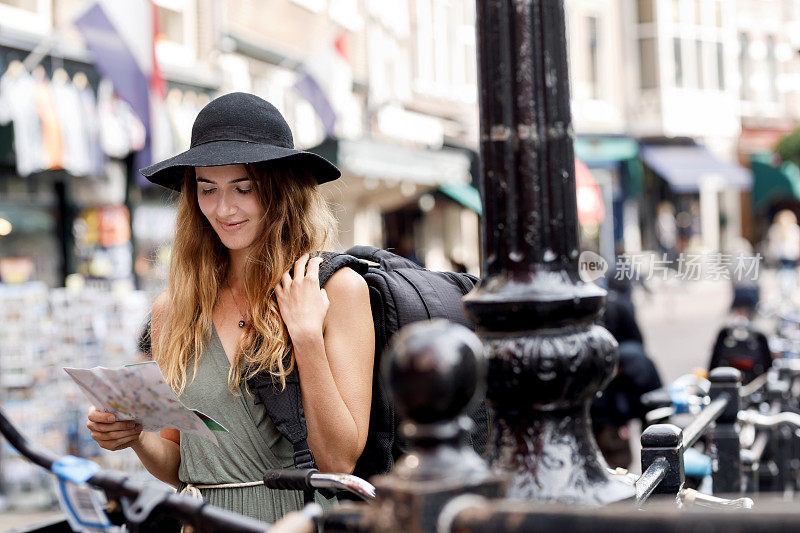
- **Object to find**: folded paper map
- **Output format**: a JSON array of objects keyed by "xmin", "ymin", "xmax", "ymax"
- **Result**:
[{"xmin": 64, "ymin": 361, "xmax": 227, "ymax": 445}]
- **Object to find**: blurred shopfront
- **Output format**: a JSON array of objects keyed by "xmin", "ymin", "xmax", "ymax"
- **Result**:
[
  {"xmin": 0, "ymin": 35, "xmax": 213, "ymax": 509},
  {"xmin": 574, "ymin": 135, "xmax": 641, "ymax": 260},
  {"xmin": 637, "ymin": 137, "xmax": 752, "ymax": 253},
  {"xmin": 0, "ymin": 40, "xmax": 215, "ymax": 293}
]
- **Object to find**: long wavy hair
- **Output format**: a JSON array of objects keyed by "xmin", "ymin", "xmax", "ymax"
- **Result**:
[{"xmin": 154, "ymin": 161, "xmax": 337, "ymax": 394}]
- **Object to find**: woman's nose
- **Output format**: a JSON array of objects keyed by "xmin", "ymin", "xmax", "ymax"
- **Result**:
[{"xmin": 216, "ymin": 190, "xmax": 237, "ymax": 216}]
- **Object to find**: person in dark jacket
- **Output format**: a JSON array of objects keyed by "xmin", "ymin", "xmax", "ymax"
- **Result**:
[{"xmin": 592, "ymin": 274, "xmax": 662, "ymax": 468}]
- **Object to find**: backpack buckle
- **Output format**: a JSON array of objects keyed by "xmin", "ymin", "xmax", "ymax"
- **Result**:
[{"xmin": 293, "ymin": 448, "xmax": 317, "ymax": 469}]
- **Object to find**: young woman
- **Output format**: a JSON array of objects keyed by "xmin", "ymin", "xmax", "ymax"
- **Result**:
[{"xmin": 85, "ymin": 93, "xmax": 375, "ymax": 523}]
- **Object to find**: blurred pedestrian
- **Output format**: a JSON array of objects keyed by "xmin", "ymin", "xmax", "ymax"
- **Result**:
[
  {"xmin": 85, "ymin": 93, "xmax": 374, "ymax": 523},
  {"xmin": 656, "ymin": 201, "xmax": 677, "ymax": 264},
  {"xmin": 592, "ymin": 276, "xmax": 662, "ymax": 468},
  {"xmin": 766, "ymin": 209, "xmax": 800, "ymax": 298}
]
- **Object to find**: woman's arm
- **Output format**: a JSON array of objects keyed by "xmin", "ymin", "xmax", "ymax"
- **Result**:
[
  {"xmin": 129, "ymin": 429, "xmax": 182, "ymax": 487},
  {"xmin": 130, "ymin": 291, "xmax": 183, "ymax": 485},
  {"xmin": 276, "ymin": 255, "xmax": 374, "ymax": 473}
]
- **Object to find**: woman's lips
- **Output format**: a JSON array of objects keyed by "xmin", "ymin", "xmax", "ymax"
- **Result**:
[{"xmin": 218, "ymin": 220, "xmax": 247, "ymax": 232}]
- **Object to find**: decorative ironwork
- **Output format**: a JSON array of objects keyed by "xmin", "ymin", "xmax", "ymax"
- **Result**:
[{"xmin": 465, "ymin": 0, "xmax": 633, "ymax": 504}]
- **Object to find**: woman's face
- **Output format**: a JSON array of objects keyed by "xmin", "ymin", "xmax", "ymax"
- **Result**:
[{"xmin": 195, "ymin": 164, "xmax": 265, "ymax": 251}]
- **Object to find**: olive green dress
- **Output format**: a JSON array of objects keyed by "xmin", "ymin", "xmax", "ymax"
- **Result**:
[{"xmin": 176, "ymin": 326, "xmax": 331, "ymax": 523}]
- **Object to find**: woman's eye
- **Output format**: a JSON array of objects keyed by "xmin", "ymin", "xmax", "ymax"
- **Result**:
[
  {"xmin": 200, "ymin": 188, "xmax": 216, "ymax": 195},
  {"xmin": 236, "ymin": 187, "xmax": 253, "ymax": 194}
]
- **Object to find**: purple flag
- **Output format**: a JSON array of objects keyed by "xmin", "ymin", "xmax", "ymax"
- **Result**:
[
  {"xmin": 293, "ymin": 70, "xmax": 336, "ymax": 139},
  {"xmin": 73, "ymin": 2, "xmax": 152, "ymax": 179}
]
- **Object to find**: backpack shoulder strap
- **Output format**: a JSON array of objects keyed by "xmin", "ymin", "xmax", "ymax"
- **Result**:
[
  {"xmin": 345, "ymin": 245, "xmax": 421, "ymax": 270},
  {"xmin": 315, "ymin": 251, "xmax": 369, "ymax": 287},
  {"xmin": 246, "ymin": 369, "xmax": 316, "ymax": 469}
]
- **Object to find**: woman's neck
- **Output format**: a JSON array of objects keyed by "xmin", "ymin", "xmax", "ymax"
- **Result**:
[{"xmin": 227, "ymin": 248, "xmax": 248, "ymax": 290}]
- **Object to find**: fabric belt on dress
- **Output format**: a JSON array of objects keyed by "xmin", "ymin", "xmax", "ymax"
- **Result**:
[{"xmin": 180, "ymin": 480, "xmax": 264, "ymax": 499}]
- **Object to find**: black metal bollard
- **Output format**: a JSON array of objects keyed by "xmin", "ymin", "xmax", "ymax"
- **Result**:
[
  {"xmin": 708, "ymin": 367, "xmax": 742, "ymax": 495},
  {"xmin": 365, "ymin": 320, "xmax": 506, "ymax": 533},
  {"xmin": 465, "ymin": 0, "xmax": 634, "ymax": 504},
  {"xmin": 639, "ymin": 424, "xmax": 685, "ymax": 498}
]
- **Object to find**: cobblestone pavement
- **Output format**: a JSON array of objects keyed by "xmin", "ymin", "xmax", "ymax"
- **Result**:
[
  {"xmin": 633, "ymin": 278, "xmax": 734, "ymax": 385},
  {"xmin": 633, "ymin": 270, "xmax": 788, "ymax": 384},
  {"xmin": 1, "ymin": 511, "xmax": 65, "ymax": 532}
]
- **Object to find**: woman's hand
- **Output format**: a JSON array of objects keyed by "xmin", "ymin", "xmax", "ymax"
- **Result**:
[
  {"xmin": 86, "ymin": 406, "xmax": 143, "ymax": 451},
  {"xmin": 276, "ymin": 253, "xmax": 329, "ymax": 343}
]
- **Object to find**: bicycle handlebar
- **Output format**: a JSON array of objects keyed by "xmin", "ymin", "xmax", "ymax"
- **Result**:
[
  {"xmin": 679, "ymin": 488, "xmax": 754, "ymax": 509},
  {"xmin": 738, "ymin": 410, "xmax": 800, "ymax": 430},
  {"xmin": 0, "ymin": 408, "xmax": 280, "ymax": 532},
  {"xmin": 262, "ymin": 469, "xmax": 376, "ymax": 501}
]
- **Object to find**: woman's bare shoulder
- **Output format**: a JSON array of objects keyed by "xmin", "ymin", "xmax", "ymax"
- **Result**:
[
  {"xmin": 152, "ymin": 290, "xmax": 170, "ymax": 316},
  {"xmin": 324, "ymin": 267, "xmax": 368, "ymax": 296},
  {"xmin": 151, "ymin": 290, "xmax": 171, "ymax": 335}
]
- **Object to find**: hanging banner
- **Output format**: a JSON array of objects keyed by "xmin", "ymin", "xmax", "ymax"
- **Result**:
[{"xmin": 73, "ymin": 2, "xmax": 153, "ymax": 182}]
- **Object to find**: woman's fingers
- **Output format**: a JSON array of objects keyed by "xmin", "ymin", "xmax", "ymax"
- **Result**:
[
  {"xmin": 90, "ymin": 427, "xmax": 141, "ymax": 441},
  {"xmin": 306, "ymin": 256, "xmax": 323, "ymax": 281},
  {"xmin": 281, "ymin": 271, "xmax": 292, "ymax": 289},
  {"xmin": 293, "ymin": 253, "xmax": 310, "ymax": 281},
  {"xmin": 95, "ymin": 434, "xmax": 141, "ymax": 451},
  {"xmin": 87, "ymin": 419, "xmax": 140, "ymax": 433},
  {"xmin": 88, "ymin": 407, "xmax": 115, "ymax": 423}
]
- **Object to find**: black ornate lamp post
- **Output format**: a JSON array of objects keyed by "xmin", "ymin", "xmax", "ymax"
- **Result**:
[{"xmin": 463, "ymin": 0, "xmax": 634, "ymax": 504}]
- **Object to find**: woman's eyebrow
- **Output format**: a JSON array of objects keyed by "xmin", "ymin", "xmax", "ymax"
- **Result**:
[{"xmin": 195, "ymin": 177, "xmax": 250, "ymax": 184}]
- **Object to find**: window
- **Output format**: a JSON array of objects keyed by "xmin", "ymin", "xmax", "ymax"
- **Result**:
[
  {"xmin": 695, "ymin": 40, "xmax": 704, "ymax": 89},
  {"xmin": 0, "ymin": 0, "xmax": 35, "ymax": 10},
  {"xmin": 329, "ymin": 0, "xmax": 363, "ymax": 30},
  {"xmin": 767, "ymin": 35, "xmax": 778, "ymax": 101},
  {"xmin": 739, "ymin": 33, "xmax": 749, "ymax": 99},
  {"xmin": 672, "ymin": 0, "xmax": 682, "ymax": 23},
  {"xmin": 0, "ymin": 0, "xmax": 51, "ymax": 33},
  {"xmin": 637, "ymin": 0, "xmax": 655, "ymax": 23},
  {"xmin": 157, "ymin": 5, "xmax": 184, "ymax": 45},
  {"xmin": 587, "ymin": 16, "xmax": 600, "ymax": 99},
  {"xmin": 153, "ymin": 0, "xmax": 196, "ymax": 64},
  {"xmin": 674, "ymin": 38, "xmax": 683, "ymax": 87},
  {"xmin": 639, "ymin": 37, "xmax": 658, "ymax": 89},
  {"xmin": 716, "ymin": 42, "xmax": 725, "ymax": 90},
  {"xmin": 414, "ymin": 0, "xmax": 476, "ymax": 101},
  {"xmin": 291, "ymin": 0, "xmax": 326, "ymax": 12}
]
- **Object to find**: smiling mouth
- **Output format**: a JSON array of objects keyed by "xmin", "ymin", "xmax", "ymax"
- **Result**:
[{"xmin": 218, "ymin": 220, "xmax": 248, "ymax": 232}]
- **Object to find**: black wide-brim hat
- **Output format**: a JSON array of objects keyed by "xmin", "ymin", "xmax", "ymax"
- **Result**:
[{"xmin": 140, "ymin": 92, "xmax": 340, "ymax": 190}]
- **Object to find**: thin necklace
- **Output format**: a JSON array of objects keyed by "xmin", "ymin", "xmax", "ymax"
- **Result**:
[{"xmin": 228, "ymin": 286, "xmax": 246, "ymax": 328}]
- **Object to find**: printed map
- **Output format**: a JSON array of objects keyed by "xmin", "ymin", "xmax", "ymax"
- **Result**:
[{"xmin": 64, "ymin": 361, "xmax": 227, "ymax": 445}]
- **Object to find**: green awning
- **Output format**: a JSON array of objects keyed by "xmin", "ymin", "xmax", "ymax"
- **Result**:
[
  {"xmin": 574, "ymin": 137, "xmax": 639, "ymax": 164},
  {"xmin": 751, "ymin": 158, "xmax": 800, "ymax": 212},
  {"xmin": 440, "ymin": 183, "xmax": 482, "ymax": 215},
  {"xmin": 575, "ymin": 136, "xmax": 642, "ymax": 198}
]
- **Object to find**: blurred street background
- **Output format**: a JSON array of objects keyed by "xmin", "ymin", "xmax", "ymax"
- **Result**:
[{"xmin": 3, "ymin": 0, "xmax": 800, "ymax": 529}]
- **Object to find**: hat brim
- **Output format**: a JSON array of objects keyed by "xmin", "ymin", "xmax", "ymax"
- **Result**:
[{"xmin": 139, "ymin": 140, "xmax": 341, "ymax": 190}]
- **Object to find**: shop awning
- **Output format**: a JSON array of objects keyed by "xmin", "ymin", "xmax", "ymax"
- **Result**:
[
  {"xmin": 640, "ymin": 144, "xmax": 752, "ymax": 193},
  {"xmin": 437, "ymin": 159, "xmax": 602, "ymax": 222},
  {"xmin": 574, "ymin": 135, "xmax": 643, "ymax": 198},
  {"xmin": 574, "ymin": 136, "xmax": 639, "ymax": 165},
  {"xmin": 751, "ymin": 159, "xmax": 800, "ymax": 212},
  {"xmin": 440, "ymin": 183, "xmax": 482, "ymax": 215},
  {"xmin": 309, "ymin": 138, "xmax": 471, "ymax": 186}
]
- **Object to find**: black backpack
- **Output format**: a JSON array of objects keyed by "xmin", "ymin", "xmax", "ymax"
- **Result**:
[{"xmin": 247, "ymin": 245, "xmax": 488, "ymax": 481}]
